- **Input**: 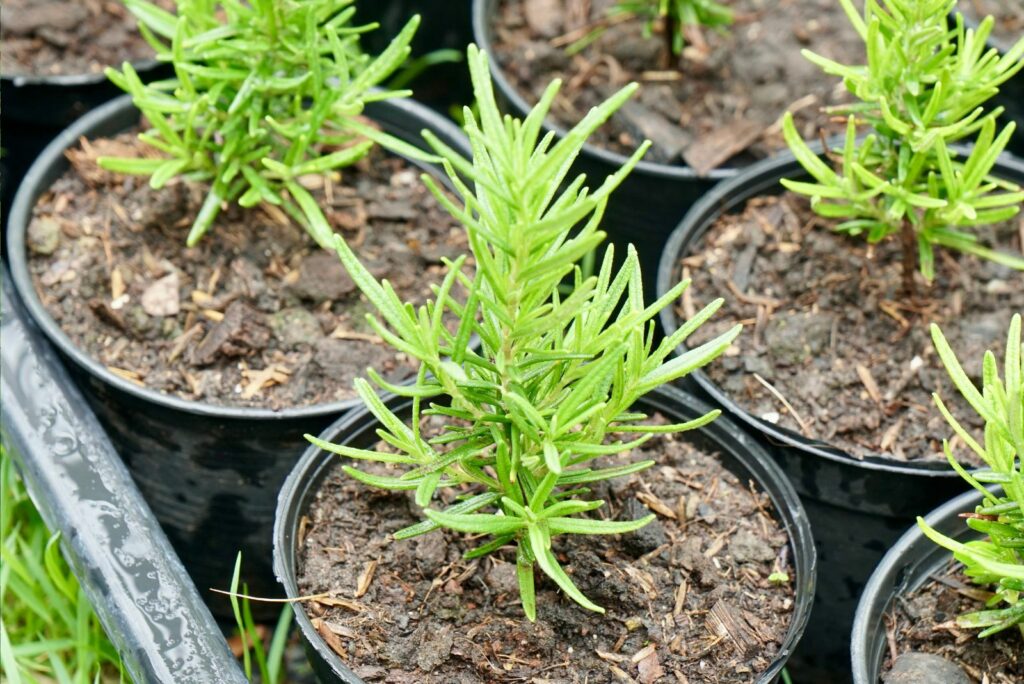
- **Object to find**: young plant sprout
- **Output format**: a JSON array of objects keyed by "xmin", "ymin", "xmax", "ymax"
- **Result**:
[
  {"xmin": 307, "ymin": 45, "xmax": 742, "ymax": 619},
  {"xmin": 612, "ymin": 0, "xmax": 732, "ymax": 65},
  {"xmin": 918, "ymin": 314, "xmax": 1023, "ymax": 638},
  {"xmin": 99, "ymin": 0, "xmax": 428, "ymax": 248},
  {"xmin": 781, "ymin": 0, "xmax": 1024, "ymax": 295}
]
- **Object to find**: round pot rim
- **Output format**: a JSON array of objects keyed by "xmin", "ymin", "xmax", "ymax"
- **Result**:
[
  {"xmin": 7, "ymin": 92, "xmax": 469, "ymax": 420},
  {"xmin": 470, "ymin": 0, "xmax": 736, "ymax": 182},
  {"xmin": 274, "ymin": 384, "xmax": 817, "ymax": 684},
  {"xmin": 849, "ymin": 486, "xmax": 986, "ymax": 683},
  {"xmin": 1, "ymin": 58, "xmax": 163, "ymax": 88},
  {"xmin": 656, "ymin": 146, "xmax": 1024, "ymax": 477}
]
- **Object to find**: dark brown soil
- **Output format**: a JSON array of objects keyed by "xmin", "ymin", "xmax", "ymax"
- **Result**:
[
  {"xmin": 26, "ymin": 132, "xmax": 467, "ymax": 409},
  {"xmin": 960, "ymin": 0, "xmax": 1024, "ymax": 51},
  {"xmin": 677, "ymin": 192, "xmax": 1024, "ymax": 462},
  {"xmin": 0, "ymin": 0, "xmax": 170, "ymax": 77},
  {"xmin": 883, "ymin": 564, "xmax": 1022, "ymax": 682},
  {"xmin": 489, "ymin": 0, "xmax": 862, "ymax": 173},
  {"xmin": 296, "ymin": 417, "xmax": 796, "ymax": 683}
]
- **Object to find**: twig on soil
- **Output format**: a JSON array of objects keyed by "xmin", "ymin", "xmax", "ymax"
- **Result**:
[
  {"xmin": 752, "ymin": 373, "xmax": 812, "ymax": 437},
  {"xmin": 167, "ymin": 323, "xmax": 204, "ymax": 363}
]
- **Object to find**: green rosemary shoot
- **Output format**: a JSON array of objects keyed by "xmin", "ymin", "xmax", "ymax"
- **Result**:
[
  {"xmin": 782, "ymin": 0, "xmax": 1024, "ymax": 294},
  {"xmin": 612, "ymin": 0, "xmax": 732, "ymax": 62},
  {"xmin": 918, "ymin": 314, "xmax": 1023, "ymax": 638},
  {"xmin": 100, "ymin": 0, "xmax": 429, "ymax": 248},
  {"xmin": 307, "ymin": 45, "xmax": 742, "ymax": 619}
]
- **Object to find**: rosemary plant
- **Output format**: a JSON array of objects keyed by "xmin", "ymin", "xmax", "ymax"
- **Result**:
[
  {"xmin": 918, "ymin": 314, "xmax": 1023, "ymax": 638},
  {"xmin": 100, "ymin": 0, "xmax": 429, "ymax": 248},
  {"xmin": 781, "ymin": 0, "xmax": 1024, "ymax": 294},
  {"xmin": 308, "ymin": 45, "xmax": 742, "ymax": 619},
  {"xmin": 612, "ymin": 0, "xmax": 732, "ymax": 61}
]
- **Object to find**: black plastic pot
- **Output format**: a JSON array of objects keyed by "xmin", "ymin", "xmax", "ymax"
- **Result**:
[
  {"xmin": 850, "ymin": 488, "xmax": 986, "ymax": 684},
  {"xmin": 656, "ymin": 149, "xmax": 1024, "ymax": 680},
  {"xmin": 7, "ymin": 93, "xmax": 472, "ymax": 617},
  {"xmin": 472, "ymin": 0, "xmax": 735, "ymax": 306},
  {"xmin": 1, "ymin": 265, "xmax": 247, "ymax": 683},
  {"xmin": 274, "ymin": 385, "xmax": 816, "ymax": 683},
  {"xmin": 359, "ymin": 0, "xmax": 473, "ymax": 115},
  {"xmin": 0, "ymin": 61, "xmax": 170, "ymax": 234}
]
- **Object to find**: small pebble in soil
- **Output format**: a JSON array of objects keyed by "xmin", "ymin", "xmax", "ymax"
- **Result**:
[
  {"xmin": 27, "ymin": 218, "xmax": 61, "ymax": 255},
  {"xmin": 884, "ymin": 652, "xmax": 970, "ymax": 684}
]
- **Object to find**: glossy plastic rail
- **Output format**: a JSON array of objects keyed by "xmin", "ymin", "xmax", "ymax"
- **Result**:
[{"xmin": 0, "ymin": 266, "xmax": 246, "ymax": 684}]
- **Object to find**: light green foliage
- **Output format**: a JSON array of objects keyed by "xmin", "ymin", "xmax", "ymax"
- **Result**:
[
  {"xmin": 918, "ymin": 314, "xmax": 1023, "ymax": 638},
  {"xmin": 612, "ymin": 0, "xmax": 732, "ymax": 56},
  {"xmin": 0, "ymin": 448, "xmax": 126, "ymax": 683},
  {"xmin": 782, "ymin": 0, "xmax": 1024, "ymax": 287},
  {"xmin": 100, "ymin": 0, "xmax": 429, "ymax": 248},
  {"xmin": 309, "ymin": 45, "xmax": 741, "ymax": 619}
]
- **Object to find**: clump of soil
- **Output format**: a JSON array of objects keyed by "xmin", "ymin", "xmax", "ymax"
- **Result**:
[
  {"xmin": 1, "ymin": 0, "xmax": 170, "ymax": 77},
  {"xmin": 489, "ymin": 0, "xmax": 862, "ymax": 173},
  {"xmin": 959, "ymin": 0, "xmax": 1024, "ymax": 51},
  {"xmin": 296, "ymin": 419, "xmax": 797, "ymax": 683},
  {"xmin": 883, "ymin": 564, "xmax": 1022, "ymax": 682},
  {"xmin": 677, "ymin": 192, "xmax": 1024, "ymax": 462},
  {"xmin": 26, "ymin": 132, "xmax": 468, "ymax": 409}
]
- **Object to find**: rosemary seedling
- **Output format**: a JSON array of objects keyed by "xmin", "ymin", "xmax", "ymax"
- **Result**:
[
  {"xmin": 308, "ymin": 45, "xmax": 742, "ymax": 619},
  {"xmin": 918, "ymin": 314, "xmax": 1023, "ymax": 638},
  {"xmin": 782, "ymin": 0, "xmax": 1024, "ymax": 294},
  {"xmin": 612, "ymin": 0, "xmax": 732, "ymax": 63},
  {"xmin": 99, "ymin": 0, "xmax": 429, "ymax": 248}
]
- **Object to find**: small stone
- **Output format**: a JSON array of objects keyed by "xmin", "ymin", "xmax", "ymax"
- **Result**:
[
  {"xmin": 884, "ymin": 652, "xmax": 970, "ymax": 684},
  {"xmin": 140, "ymin": 272, "xmax": 180, "ymax": 317},
  {"xmin": 27, "ymin": 217, "xmax": 60, "ymax": 255},
  {"xmin": 729, "ymin": 529, "xmax": 776, "ymax": 564},
  {"xmin": 524, "ymin": 0, "xmax": 562, "ymax": 37},
  {"xmin": 764, "ymin": 312, "xmax": 834, "ymax": 366},
  {"xmin": 484, "ymin": 561, "xmax": 517, "ymax": 594},
  {"xmin": 621, "ymin": 498, "xmax": 667, "ymax": 557},
  {"xmin": 268, "ymin": 307, "xmax": 323, "ymax": 348},
  {"xmin": 289, "ymin": 251, "xmax": 355, "ymax": 302}
]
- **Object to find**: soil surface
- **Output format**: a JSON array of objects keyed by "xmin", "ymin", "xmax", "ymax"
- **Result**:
[
  {"xmin": 883, "ymin": 563, "xmax": 1022, "ymax": 683},
  {"xmin": 489, "ymin": 0, "xmax": 862, "ymax": 173},
  {"xmin": 26, "ymin": 132, "xmax": 467, "ymax": 409},
  {"xmin": 960, "ymin": 0, "xmax": 1024, "ymax": 51},
  {"xmin": 0, "ymin": 0, "xmax": 170, "ymax": 77},
  {"xmin": 296, "ymin": 417, "xmax": 796, "ymax": 683},
  {"xmin": 677, "ymin": 192, "xmax": 1024, "ymax": 462}
]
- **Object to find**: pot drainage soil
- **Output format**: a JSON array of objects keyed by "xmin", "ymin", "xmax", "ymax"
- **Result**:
[
  {"xmin": 488, "ymin": 0, "xmax": 861, "ymax": 172},
  {"xmin": 296, "ymin": 418, "xmax": 796, "ymax": 683},
  {"xmin": 0, "ymin": 0, "xmax": 170, "ymax": 77},
  {"xmin": 882, "ymin": 564, "xmax": 1022, "ymax": 682},
  {"xmin": 677, "ymin": 192, "xmax": 1024, "ymax": 462},
  {"xmin": 26, "ymin": 132, "xmax": 467, "ymax": 409}
]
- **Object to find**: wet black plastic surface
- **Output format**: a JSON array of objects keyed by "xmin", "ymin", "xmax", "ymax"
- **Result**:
[
  {"xmin": 7, "ymin": 93, "xmax": 473, "ymax": 617},
  {"xmin": 0, "ymin": 265, "xmax": 246, "ymax": 683},
  {"xmin": 472, "ymin": 0, "xmax": 734, "ymax": 307},
  {"xmin": 851, "ymin": 488, "xmax": 986, "ymax": 684},
  {"xmin": 275, "ymin": 385, "xmax": 817, "ymax": 684},
  {"xmin": 656, "ymin": 149, "xmax": 1024, "ymax": 680}
]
